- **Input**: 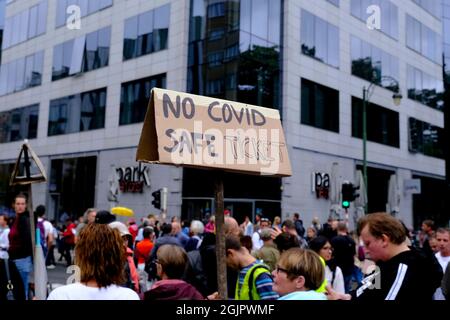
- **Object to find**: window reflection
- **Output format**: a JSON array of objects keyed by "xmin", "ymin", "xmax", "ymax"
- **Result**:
[
  {"xmin": 409, "ymin": 117, "xmax": 444, "ymax": 159},
  {"xmin": 2, "ymin": 0, "xmax": 47, "ymax": 49},
  {"xmin": 188, "ymin": 0, "xmax": 281, "ymax": 109},
  {"xmin": 52, "ymin": 27, "xmax": 111, "ymax": 81},
  {"xmin": 0, "ymin": 51, "xmax": 44, "ymax": 96},
  {"xmin": 0, "ymin": 104, "xmax": 39, "ymax": 143},
  {"xmin": 407, "ymin": 65, "xmax": 444, "ymax": 111},
  {"xmin": 48, "ymin": 88, "xmax": 106, "ymax": 136},
  {"xmin": 406, "ymin": 15, "xmax": 441, "ymax": 64},
  {"xmin": 351, "ymin": 36, "xmax": 399, "ymax": 92},
  {"xmin": 122, "ymin": 4, "xmax": 170, "ymax": 61},
  {"xmin": 119, "ymin": 74, "xmax": 166, "ymax": 125},
  {"xmin": 301, "ymin": 10, "xmax": 339, "ymax": 68}
]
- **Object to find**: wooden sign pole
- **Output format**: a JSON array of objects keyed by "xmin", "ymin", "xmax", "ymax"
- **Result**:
[{"xmin": 214, "ymin": 171, "xmax": 227, "ymax": 299}]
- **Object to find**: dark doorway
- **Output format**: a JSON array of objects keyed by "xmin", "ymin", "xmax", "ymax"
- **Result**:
[
  {"xmin": 49, "ymin": 156, "xmax": 97, "ymax": 220},
  {"xmin": 357, "ymin": 165, "xmax": 394, "ymax": 213},
  {"xmin": 412, "ymin": 175, "xmax": 448, "ymax": 229}
]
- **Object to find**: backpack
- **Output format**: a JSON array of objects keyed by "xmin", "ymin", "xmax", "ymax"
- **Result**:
[{"xmin": 36, "ymin": 220, "xmax": 47, "ymax": 250}]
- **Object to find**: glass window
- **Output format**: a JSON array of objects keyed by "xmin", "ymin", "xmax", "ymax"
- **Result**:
[
  {"xmin": 352, "ymin": 96, "xmax": 399, "ymax": 148},
  {"xmin": 0, "ymin": 104, "xmax": 39, "ymax": 143},
  {"xmin": 52, "ymin": 43, "xmax": 64, "ymax": 81},
  {"xmin": 31, "ymin": 51, "xmax": 43, "ymax": 87},
  {"xmin": 98, "ymin": 27, "xmax": 111, "ymax": 68},
  {"xmin": 138, "ymin": 10, "xmax": 153, "ymax": 56},
  {"xmin": 11, "ymin": 14, "xmax": 20, "ymax": 46},
  {"xmin": 153, "ymin": 4, "xmax": 170, "ymax": 52},
  {"xmin": 327, "ymin": 0, "xmax": 339, "ymax": 7},
  {"xmin": 18, "ymin": 10, "xmax": 29, "ymax": 43},
  {"xmin": 327, "ymin": 24, "xmax": 339, "ymax": 68},
  {"xmin": 56, "ymin": 0, "xmax": 67, "ymax": 28},
  {"xmin": 88, "ymin": 0, "xmax": 101, "ymax": 15},
  {"xmin": 301, "ymin": 78, "xmax": 339, "ymax": 133},
  {"xmin": 15, "ymin": 58, "xmax": 25, "ymax": 92},
  {"xmin": 84, "ymin": 31, "xmax": 98, "ymax": 72},
  {"xmin": 267, "ymin": 0, "xmax": 280, "ymax": 46},
  {"xmin": 48, "ymin": 88, "xmax": 107, "ymax": 136},
  {"xmin": 7, "ymin": 60, "xmax": 16, "ymax": 94},
  {"xmin": 28, "ymin": 5, "xmax": 38, "ymax": 38},
  {"xmin": 251, "ymin": 0, "xmax": 268, "ymax": 43},
  {"xmin": 37, "ymin": 0, "xmax": 47, "ymax": 35},
  {"xmin": 301, "ymin": 10, "xmax": 314, "ymax": 56},
  {"xmin": 123, "ymin": 16, "xmax": 138, "ymax": 60},
  {"xmin": 208, "ymin": 2, "xmax": 225, "ymax": 18},
  {"xmin": 301, "ymin": 10, "xmax": 339, "ymax": 67},
  {"xmin": 119, "ymin": 74, "xmax": 166, "ymax": 125},
  {"xmin": 408, "ymin": 118, "xmax": 444, "ymax": 158},
  {"xmin": 407, "ymin": 65, "xmax": 444, "ymax": 111},
  {"xmin": 0, "ymin": 65, "xmax": 7, "ymax": 95},
  {"xmin": 72, "ymin": 35, "xmax": 86, "ymax": 75}
]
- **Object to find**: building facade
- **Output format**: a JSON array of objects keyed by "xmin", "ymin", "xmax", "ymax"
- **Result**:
[{"xmin": 0, "ymin": 0, "xmax": 446, "ymax": 229}]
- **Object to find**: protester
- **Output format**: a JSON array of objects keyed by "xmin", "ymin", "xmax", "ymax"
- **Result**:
[
  {"xmin": 434, "ymin": 228, "xmax": 450, "ymax": 272},
  {"xmin": 172, "ymin": 221, "xmax": 189, "ymax": 248},
  {"xmin": 272, "ymin": 248, "xmax": 327, "ymax": 300},
  {"xmin": 109, "ymin": 221, "xmax": 140, "ymax": 292},
  {"xmin": 47, "ymin": 223, "xmax": 139, "ymax": 300},
  {"xmin": 8, "ymin": 194, "xmax": 33, "ymax": 299},
  {"xmin": 252, "ymin": 217, "xmax": 270, "ymax": 250},
  {"xmin": 253, "ymin": 228, "xmax": 280, "ymax": 272},
  {"xmin": 309, "ymin": 236, "xmax": 345, "ymax": 294},
  {"xmin": 305, "ymin": 227, "xmax": 317, "ymax": 244},
  {"xmin": 0, "ymin": 213, "xmax": 10, "ymax": 259},
  {"xmin": 144, "ymin": 244, "xmax": 204, "ymax": 300},
  {"xmin": 225, "ymin": 235, "xmax": 278, "ymax": 300},
  {"xmin": 204, "ymin": 215, "xmax": 215, "ymax": 234},
  {"xmin": 185, "ymin": 220, "xmax": 204, "ymax": 252},
  {"xmin": 354, "ymin": 212, "xmax": 443, "ymax": 300},
  {"xmin": 135, "ymin": 227, "xmax": 154, "ymax": 270},
  {"xmin": 240, "ymin": 216, "xmax": 254, "ymax": 236},
  {"xmin": 74, "ymin": 208, "xmax": 97, "ymax": 243}
]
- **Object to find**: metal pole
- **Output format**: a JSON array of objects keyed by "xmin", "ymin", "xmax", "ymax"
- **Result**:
[{"xmin": 362, "ymin": 87, "xmax": 368, "ymax": 214}]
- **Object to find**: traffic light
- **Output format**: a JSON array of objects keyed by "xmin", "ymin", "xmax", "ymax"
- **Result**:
[
  {"xmin": 341, "ymin": 182, "xmax": 359, "ymax": 209},
  {"xmin": 152, "ymin": 189, "xmax": 161, "ymax": 209}
]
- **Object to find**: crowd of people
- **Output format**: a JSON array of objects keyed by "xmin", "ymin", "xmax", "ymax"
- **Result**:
[{"xmin": 0, "ymin": 193, "xmax": 449, "ymax": 301}]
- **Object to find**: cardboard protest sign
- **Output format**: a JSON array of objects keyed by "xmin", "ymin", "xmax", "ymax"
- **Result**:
[{"xmin": 136, "ymin": 88, "xmax": 292, "ymax": 177}]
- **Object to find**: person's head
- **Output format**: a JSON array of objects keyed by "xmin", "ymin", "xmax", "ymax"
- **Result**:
[
  {"xmin": 224, "ymin": 216, "xmax": 241, "ymax": 237},
  {"xmin": 274, "ymin": 232, "xmax": 300, "ymax": 253},
  {"xmin": 260, "ymin": 217, "xmax": 270, "ymax": 229},
  {"xmin": 331, "ymin": 220, "xmax": 339, "ymax": 230},
  {"xmin": 95, "ymin": 210, "xmax": 116, "ymax": 224},
  {"xmin": 308, "ymin": 236, "xmax": 333, "ymax": 261},
  {"xmin": 156, "ymin": 244, "xmax": 188, "ymax": 280},
  {"xmin": 0, "ymin": 213, "xmax": 8, "ymax": 228},
  {"xmin": 260, "ymin": 228, "xmax": 273, "ymax": 243},
  {"xmin": 312, "ymin": 217, "xmax": 320, "ymax": 225},
  {"xmin": 255, "ymin": 214, "xmax": 261, "ymax": 223},
  {"xmin": 272, "ymin": 248, "xmax": 324, "ymax": 296},
  {"xmin": 357, "ymin": 212, "xmax": 407, "ymax": 262},
  {"xmin": 143, "ymin": 226, "xmax": 154, "ymax": 240},
  {"xmin": 84, "ymin": 208, "xmax": 97, "ymax": 224},
  {"xmin": 171, "ymin": 222, "xmax": 181, "ymax": 235},
  {"xmin": 306, "ymin": 227, "xmax": 317, "ymax": 239},
  {"xmin": 226, "ymin": 235, "xmax": 252, "ymax": 270},
  {"xmin": 293, "ymin": 213, "xmax": 300, "ymax": 221},
  {"xmin": 109, "ymin": 221, "xmax": 132, "ymax": 248},
  {"xmin": 240, "ymin": 235, "xmax": 253, "ymax": 253},
  {"xmin": 274, "ymin": 216, "xmax": 281, "ymax": 226},
  {"xmin": 75, "ymin": 223, "xmax": 126, "ymax": 287},
  {"xmin": 421, "ymin": 220, "xmax": 434, "ymax": 234},
  {"xmin": 171, "ymin": 216, "xmax": 179, "ymax": 223},
  {"xmin": 14, "ymin": 194, "xmax": 27, "ymax": 215},
  {"xmin": 337, "ymin": 222, "xmax": 348, "ymax": 235},
  {"xmin": 190, "ymin": 220, "xmax": 204, "ymax": 236},
  {"xmin": 161, "ymin": 222, "xmax": 172, "ymax": 236},
  {"xmin": 429, "ymin": 233, "xmax": 439, "ymax": 253},
  {"xmin": 35, "ymin": 205, "xmax": 46, "ymax": 218},
  {"xmin": 281, "ymin": 219, "xmax": 297, "ymax": 235},
  {"xmin": 435, "ymin": 228, "xmax": 450, "ymax": 256}
]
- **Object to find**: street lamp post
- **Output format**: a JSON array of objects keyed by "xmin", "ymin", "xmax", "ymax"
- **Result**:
[{"xmin": 362, "ymin": 76, "xmax": 402, "ymax": 214}]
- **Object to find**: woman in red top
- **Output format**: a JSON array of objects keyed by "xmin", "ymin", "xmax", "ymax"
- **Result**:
[{"xmin": 61, "ymin": 218, "xmax": 76, "ymax": 266}]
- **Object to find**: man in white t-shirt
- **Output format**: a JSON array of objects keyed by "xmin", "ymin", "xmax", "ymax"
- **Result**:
[
  {"xmin": 435, "ymin": 228, "xmax": 450, "ymax": 272},
  {"xmin": 252, "ymin": 217, "xmax": 271, "ymax": 251},
  {"xmin": 0, "ymin": 213, "xmax": 10, "ymax": 259}
]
